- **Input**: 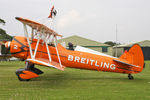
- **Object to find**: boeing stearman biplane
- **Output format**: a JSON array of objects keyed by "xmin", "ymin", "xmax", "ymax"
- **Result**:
[{"xmin": 3, "ymin": 16, "xmax": 144, "ymax": 81}]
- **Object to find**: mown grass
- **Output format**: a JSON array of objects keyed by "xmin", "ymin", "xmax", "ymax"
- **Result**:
[{"xmin": 0, "ymin": 61, "xmax": 150, "ymax": 100}]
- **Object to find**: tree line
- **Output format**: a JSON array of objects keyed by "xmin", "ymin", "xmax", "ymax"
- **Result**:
[{"xmin": 0, "ymin": 18, "xmax": 12, "ymax": 40}]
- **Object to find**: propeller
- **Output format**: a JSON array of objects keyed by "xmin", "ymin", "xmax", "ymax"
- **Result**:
[
  {"xmin": 0, "ymin": 40, "xmax": 6, "ymax": 45},
  {"xmin": 0, "ymin": 41, "xmax": 11, "ymax": 55},
  {"xmin": 4, "ymin": 41, "xmax": 11, "ymax": 55}
]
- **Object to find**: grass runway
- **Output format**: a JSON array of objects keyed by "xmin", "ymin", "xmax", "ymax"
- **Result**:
[{"xmin": 0, "ymin": 61, "xmax": 150, "ymax": 100}]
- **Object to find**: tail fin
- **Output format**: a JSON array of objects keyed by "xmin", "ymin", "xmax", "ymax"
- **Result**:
[{"xmin": 119, "ymin": 44, "xmax": 144, "ymax": 72}]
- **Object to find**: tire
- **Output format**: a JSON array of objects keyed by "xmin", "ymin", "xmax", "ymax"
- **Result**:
[{"xmin": 128, "ymin": 74, "xmax": 134, "ymax": 80}]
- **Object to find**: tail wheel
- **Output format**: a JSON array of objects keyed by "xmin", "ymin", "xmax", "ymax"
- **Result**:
[{"xmin": 128, "ymin": 74, "xmax": 134, "ymax": 80}]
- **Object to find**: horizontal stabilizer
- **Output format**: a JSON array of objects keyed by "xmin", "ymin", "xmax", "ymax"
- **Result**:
[
  {"xmin": 27, "ymin": 58, "xmax": 65, "ymax": 71},
  {"xmin": 113, "ymin": 59, "xmax": 140, "ymax": 68}
]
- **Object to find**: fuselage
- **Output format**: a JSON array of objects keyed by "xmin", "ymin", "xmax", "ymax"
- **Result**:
[{"xmin": 9, "ymin": 36, "xmax": 141, "ymax": 74}]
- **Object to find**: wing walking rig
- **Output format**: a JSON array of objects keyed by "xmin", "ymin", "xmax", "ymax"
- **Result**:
[{"xmin": 16, "ymin": 17, "xmax": 64, "ymax": 71}]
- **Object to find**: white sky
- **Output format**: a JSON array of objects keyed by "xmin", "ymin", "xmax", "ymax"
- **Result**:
[{"xmin": 0, "ymin": 0, "xmax": 150, "ymax": 44}]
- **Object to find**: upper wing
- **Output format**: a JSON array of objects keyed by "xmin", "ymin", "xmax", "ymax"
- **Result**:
[
  {"xmin": 27, "ymin": 58, "xmax": 65, "ymax": 71},
  {"xmin": 15, "ymin": 17, "xmax": 62, "ymax": 37}
]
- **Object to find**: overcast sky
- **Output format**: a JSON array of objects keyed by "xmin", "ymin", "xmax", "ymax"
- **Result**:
[{"xmin": 0, "ymin": 0, "xmax": 150, "ymax": 44}]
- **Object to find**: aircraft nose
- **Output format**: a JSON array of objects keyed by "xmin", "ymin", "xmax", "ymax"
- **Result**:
[{"xmin": 5, "ymin": 41, "xmax": 11, "ymax": 48}]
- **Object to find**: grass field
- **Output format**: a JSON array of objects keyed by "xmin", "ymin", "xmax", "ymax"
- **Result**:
[{"xmin": 0, "ymin": 61, "xmax": 150, "ymax": 100}]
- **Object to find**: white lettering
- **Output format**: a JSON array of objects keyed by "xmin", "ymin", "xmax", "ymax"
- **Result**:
[
  {"xmin": 14, "ymin": 45, "xmax": 18, "ymax": 49},
  {"xmin": 67, "ymin": 55, "xmax": 116, "ymax": 70},
  {"xmin": 74, "ymin": 56, "xmax": 80, "ymax": 62},
  {"xmin": 81, "ymin": 58, "xmax": 86, "ymax": 64},
  {"xmin": 100, "ymin": 62, "xmax": 103, "ymax": 67},
  {"xmin": 110, "ymin": 64, "xmax": 116, "ymax": 70},
  {"xmin": 86, "ymin": 59, "xmax": 89, "ymax": 64},
  {"xmin": 103, "ymin": 62, "xmax": 109, "ymax": 69},
  {"xmin": 95, "ymin": 61, "xmax": 99, "ymax": 67},
  {"xmin": 68, "ymin": 55, "xmax": 73, "ymax": 61},
  {"xmin": 90, "ymin": 59, "xmax": 95, "ymax": 66}
]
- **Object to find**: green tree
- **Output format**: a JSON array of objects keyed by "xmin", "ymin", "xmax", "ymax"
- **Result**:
[
  {"xmin": 0, "ymin": 18, "xmax": 12, "ymax": 54},
  {"xmin": 0, "ymin": 19, "xmax": 6, "ymax": 25},
  {"xmin": 0, "ymin": 18, "xmax": 12, "ymax": 40},
  {"xmin": 104, "ymin": 41, "xmax": 116, "ymax": 46},
  {"xmin": 104, "ymin": 41, "xmax": 121, "ymax": 46}
]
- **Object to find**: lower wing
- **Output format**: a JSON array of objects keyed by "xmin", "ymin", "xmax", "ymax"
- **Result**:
[{"xmin": 26, "ymin": 58, "xmax": 65, "ymax": 71}]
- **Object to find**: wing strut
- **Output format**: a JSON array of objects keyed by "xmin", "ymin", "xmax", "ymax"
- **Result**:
[
  {"xmin": 23, "ymin": 24, "xmax": 33, "ymax": 59},
  {"xmin": 45, "ymin": 34, "xmax": 52, "ymax": 62},
  {"xmin": 53, "ymin": 35, "xmax": 62, "ymax": 68},
  {"xmin": 33, "ymin": 36, "xmax": 41, "ymax": 59},
  {"xmin": 16, "ymin": 17, "xmax": 64, "ymax": 70}
]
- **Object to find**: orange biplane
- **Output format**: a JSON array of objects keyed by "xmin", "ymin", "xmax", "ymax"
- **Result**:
[{"xmin": 4, "ymin": 17, "xmax": 144, "ymax": 81}]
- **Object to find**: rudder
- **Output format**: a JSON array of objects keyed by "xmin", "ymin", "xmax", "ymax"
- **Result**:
[{"xmin": 120, "ymin": 44, "xmax": 144, "ymax": 72}]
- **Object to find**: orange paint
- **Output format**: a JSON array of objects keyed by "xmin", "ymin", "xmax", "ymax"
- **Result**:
[
  {"xmin": 20, "ymin": 71, "xmax": 39, "ymax": 79},
  {"xmin": 10, "ymin": 36, "xmax": 144, "ymax": 75},
  {"xmin": 12, "ymin": 17, "xmax": 144, "ymax": 80}
]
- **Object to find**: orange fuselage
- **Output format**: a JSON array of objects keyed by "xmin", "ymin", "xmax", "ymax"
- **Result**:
[{"xmin": 10, "ymin": 36, "xmax": 142, "ymax": 74}]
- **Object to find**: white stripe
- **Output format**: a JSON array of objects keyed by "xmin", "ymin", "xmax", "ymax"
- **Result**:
[{"xmin": 75, "ymin": 45, "xmax": 117, "ymax": 59}]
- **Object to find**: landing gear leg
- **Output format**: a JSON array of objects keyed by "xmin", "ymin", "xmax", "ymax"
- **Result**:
[
  {"xmin": 128, "ymin": 74, "xmax": 134, "ymax": 80},
  {"xmin": 16, "ymin": 62, "xmax": 43, "ymax": 81},
  {"xmin": 25, "ymin": 62, "xmax": 43, "ymax": 75}
]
